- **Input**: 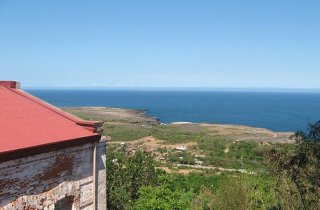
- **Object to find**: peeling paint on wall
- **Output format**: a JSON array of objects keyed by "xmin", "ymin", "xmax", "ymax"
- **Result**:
[{"xmin": 0, "ymin": 142, "xmax": 106, "ymax": 210}]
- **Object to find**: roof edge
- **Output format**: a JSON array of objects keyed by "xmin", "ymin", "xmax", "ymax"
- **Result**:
[{"xmin": 0, "ymin": 134, "xmax": 102, "ymax": 163}]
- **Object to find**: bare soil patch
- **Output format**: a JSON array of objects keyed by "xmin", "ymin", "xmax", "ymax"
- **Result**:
[{"xmin": 109, "ymin": 135, "xmax": 197, "ymax": 152}]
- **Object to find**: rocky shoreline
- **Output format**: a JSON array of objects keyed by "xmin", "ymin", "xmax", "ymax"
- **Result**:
[{"xmin": 63, "ymin": 107, "xmax": 159, "ymax": 125}]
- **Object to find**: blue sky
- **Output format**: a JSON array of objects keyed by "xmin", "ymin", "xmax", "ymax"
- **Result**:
[{"xmin": 0, "ymin": 0, "xmax": 319, "ymax": 89}]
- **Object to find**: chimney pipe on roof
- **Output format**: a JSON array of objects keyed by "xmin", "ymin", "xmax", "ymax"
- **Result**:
[{"xmin": 0, "ymin": 81, "xmax": 20, "ymax": 89}]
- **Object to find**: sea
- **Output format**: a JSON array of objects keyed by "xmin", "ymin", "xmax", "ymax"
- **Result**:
[{"xmin": 26, "ymin": 89, "xmax": 320, "ymax": 132}]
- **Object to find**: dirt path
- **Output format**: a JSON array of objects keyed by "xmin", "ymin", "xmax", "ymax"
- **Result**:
[
  {"xmin": 175, "ymin": 164, "xmax": 255, "ymax": 174},
  {"xmin": 158, "ymin": 166, "xmax": 202, "ymax": 175},
  {"xmin": 109, "ymin": 136, "xmax": 197, "ymax": 152}
]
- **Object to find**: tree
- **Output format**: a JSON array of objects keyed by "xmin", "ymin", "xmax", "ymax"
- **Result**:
[
  {"xmin": 267, "ymin": 121, "xmax": 320, "ymax": 210},
  {"xmin": 106, "ymin": 147, "xmax": 161, "ymax": 210}
]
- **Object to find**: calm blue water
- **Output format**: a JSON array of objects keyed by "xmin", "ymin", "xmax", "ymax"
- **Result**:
[{"xmin": 26, "ymin": 90, "xmax": 320, "ymax": 132}]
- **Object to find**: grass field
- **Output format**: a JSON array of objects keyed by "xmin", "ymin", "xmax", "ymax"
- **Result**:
[{"xmin": 64, "ymin": 107, "xmax": 294, "ymax": 171}]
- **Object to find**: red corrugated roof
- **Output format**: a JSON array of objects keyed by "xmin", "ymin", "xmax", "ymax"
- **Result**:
[{"xmin": 0, "ymin": 81, "xmax": 101, "ymax": 158}]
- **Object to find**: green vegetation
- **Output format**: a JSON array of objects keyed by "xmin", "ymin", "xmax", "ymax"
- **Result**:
[
  {"xmin": 132, "ymin": 186, "xmax": 193, "ymax": 210},
  {"xmin": 104, "ymin": 124, "xmax": 152, "ymax": 141},
  {"xmin": 152, "ymin": 125, "xmax": 208, "ymax": 144},
  {"xmin": 106, "ymin": 146, "xmax": 161, "ymax": 209},
  {"xmin": 167, "ymin": 150, "xmax": 196, "ymax": 165},
  {"xmin": 66, "ymin": 108, "xmax": 319, "ymax": 209},
  {"xmin": 198, "ymin": 138, "xmax": 263, "ymax": 169},
  {"xmin": 105, "ymin": 123, "xmax": 227, "ymax": 143},
  {"xmin": 66, "ymin": 108, "xmax": 291, "ymax": 171},
  {"xmin": 105, "ymin": 123, "xmax": 280, "ymax": 170},
  {"xmin": 106, "ymin": 121, "xmax": 320, "ymax": 210},
  {"xmin": 266, "ymin": 121, "xmax": 320, "ymax": 209},
  {"xmin": 106, "ymin": 146, "xmax": 279, "ymax": 210}
]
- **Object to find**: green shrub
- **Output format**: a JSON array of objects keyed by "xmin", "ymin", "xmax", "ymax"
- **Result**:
[
  {"xmin": 106, "ymin": 148, "xmax": 162, "ymax": 209},
  {"xmin": 131, "ymin": 186, "xmax": 193, "ymax": 210}
]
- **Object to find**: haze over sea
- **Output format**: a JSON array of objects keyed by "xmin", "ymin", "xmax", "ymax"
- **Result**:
[{"xmin": 26, "ymin": 90, "xmax": 320, "ymax": 132}]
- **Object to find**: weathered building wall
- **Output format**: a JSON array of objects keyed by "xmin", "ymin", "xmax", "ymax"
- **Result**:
[{"xmin": 0, "ymin": 141, "xmax": 106, "ymax": 210}]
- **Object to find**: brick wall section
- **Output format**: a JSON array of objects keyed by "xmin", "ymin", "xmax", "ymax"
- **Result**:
[{"xmin": 0, "ymin": 141, "xmax": 106, "ymax": 210}]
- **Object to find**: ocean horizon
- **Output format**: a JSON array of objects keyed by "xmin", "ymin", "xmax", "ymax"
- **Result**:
[{"xmin": 26, "ymin": 89, "xmax": 320, "ymax": 132}]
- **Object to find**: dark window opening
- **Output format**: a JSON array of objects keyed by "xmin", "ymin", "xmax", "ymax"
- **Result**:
[{"xmin": 54, "ymin": 196, "xmax": 74, "ymax": 210}]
